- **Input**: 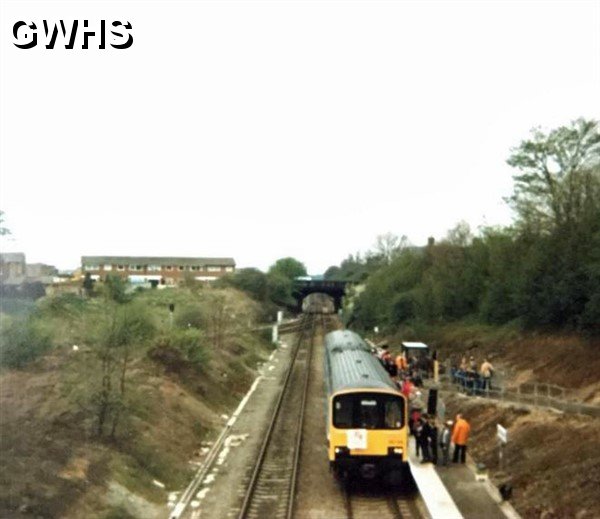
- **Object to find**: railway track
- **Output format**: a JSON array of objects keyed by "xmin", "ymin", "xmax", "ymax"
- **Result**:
[
  {"xmin": 344, "ymin": 485, "xmax": 423, "ymax": 519},
  {"xmin": 237, "ymin": 313, "xmax": 321, "ymax": 519}
]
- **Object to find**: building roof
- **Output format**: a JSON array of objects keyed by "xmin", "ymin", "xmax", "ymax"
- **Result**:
[
  {"xmin": 0, "ymin": 252, "xmax": 26, "ymax": 263},
  {"xmin": 401, "ymin": 341, "xmax": 429, "ymax": 350},
  {"xmin": 81, "ymin": 256, "xmax": 235, "ymax": 267}
]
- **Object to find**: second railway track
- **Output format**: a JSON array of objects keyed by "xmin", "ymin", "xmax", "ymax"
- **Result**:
[{"xmin": 237, "ymin": 314, "xmax": 322, "ymax": 519}]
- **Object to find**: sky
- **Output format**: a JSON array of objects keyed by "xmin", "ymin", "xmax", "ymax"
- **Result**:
[{"xmin": 1, "ymin": 1, "xmax": 599, "ymax": 275}]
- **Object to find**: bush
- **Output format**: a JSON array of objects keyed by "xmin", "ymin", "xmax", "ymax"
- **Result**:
[
  {"xmin": 39, "ymin": 293, "xmax": 87, "ymax": 317},
  {"xmin": 0, "ymin": 317, "xmax": 53, "ymax": 368},
  {"xmin": 148, "ymin": 329, "xmax": 209, "ymax": 372},
  {"xmin": 174, "ymin": 304, "xmax": 206, "ymax": 329}
]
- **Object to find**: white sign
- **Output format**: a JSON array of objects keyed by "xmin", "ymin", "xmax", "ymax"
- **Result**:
[
  {"xmin": 497, "ymin": 424, "xmax": 508, "ymax": 444},
  {"xmin": 347, "ymin": 429, "xmax": 367, "ymax": 450}
]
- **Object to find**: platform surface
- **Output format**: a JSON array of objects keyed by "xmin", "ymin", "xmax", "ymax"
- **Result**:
[{"xmin": 409, "ymin": 437, "xmax": 512, "ymax": 519}]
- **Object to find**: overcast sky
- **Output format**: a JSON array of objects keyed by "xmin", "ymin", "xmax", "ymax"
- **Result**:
[{"xmin": 1, "ymin": 1, "xmax": 599, "ymax": 274}]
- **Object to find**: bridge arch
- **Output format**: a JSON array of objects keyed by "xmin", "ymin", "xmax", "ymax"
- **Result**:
[{"xmin": 291, "ymin": 279, "xmax": 348, "ymax": 313}]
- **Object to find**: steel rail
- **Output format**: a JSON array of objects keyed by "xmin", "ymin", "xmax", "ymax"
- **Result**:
[
  {"xmin": 286, "ymin": 314, "xmax": 318, "ymax": 518},
  {"xmin": 237, "ymin": 314, "xmax": 314, "ymax": 519}
]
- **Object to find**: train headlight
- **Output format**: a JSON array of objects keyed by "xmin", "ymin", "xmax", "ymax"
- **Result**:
[
  {"xmin": 335, "ymin": 446, "xmax": 350, "ymax": 457},
  {"xmin": 388, "ymin": 447, "xmax": 403, "ymax": 456}
]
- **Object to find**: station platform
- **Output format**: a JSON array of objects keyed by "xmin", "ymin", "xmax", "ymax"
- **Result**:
[{"xmin": 408, "ymin": 438, "xmax": 518, "ymax": 519}]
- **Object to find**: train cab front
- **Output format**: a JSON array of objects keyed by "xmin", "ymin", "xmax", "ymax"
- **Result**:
[{"xmin": 328, "ymin": 390, "xmax": 408, "ymax": 485}]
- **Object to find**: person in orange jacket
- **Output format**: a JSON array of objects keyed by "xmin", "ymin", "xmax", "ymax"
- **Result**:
[
  {"xmin": 451, "ymin": 413, "xmax": 471, "ymax": 463},
  {"xmin": 395, "ymin": 352, "xmax": 408, "ymax": 374}
]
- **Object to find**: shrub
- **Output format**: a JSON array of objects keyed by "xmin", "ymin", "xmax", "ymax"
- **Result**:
[
  {"xmin": 0, "ymin": 317, "xmax": 53, "ymax": 368},
  {"xmin": 148, "ymin": 329, "xmax": 209, "ymax": 372}
]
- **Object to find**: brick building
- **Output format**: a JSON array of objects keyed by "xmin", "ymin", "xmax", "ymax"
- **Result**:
[{"xmin": 81, "ymin": 256, "xmax": 236, "ymax": 286}]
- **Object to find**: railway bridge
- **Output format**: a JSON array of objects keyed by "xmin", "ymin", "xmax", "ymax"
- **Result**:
[{"xmin": 291, "ymin": 278, "xmax": 348, "ymax": 312}]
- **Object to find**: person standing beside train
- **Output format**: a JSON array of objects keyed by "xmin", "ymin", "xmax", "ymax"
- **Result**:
[
  {"xmin": 452, "ymin": 413, "xmax": 471, "ymax": 464},
  {"xmin": 439, "ymin": 420, "xmax": 453, "ymax": 466}
]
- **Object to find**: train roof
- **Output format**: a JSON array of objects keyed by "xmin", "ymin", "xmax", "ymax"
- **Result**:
[
  {"xmin": 324, "ymin": 330, "xmax": 398, "ymax": 395},
  {"xmin": 324, "ymin": 330, "xmax": 371, "ymax": 353}
]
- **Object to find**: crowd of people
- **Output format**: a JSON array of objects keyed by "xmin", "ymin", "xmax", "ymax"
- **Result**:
[
  {"xmin": 372, "ymin": 343, "xmax": 472, "ymax": 466},
  {"xmin": 450, "ymin": 355, "xmax": 496, "ymax": 395},
  {"xmin": 410, "ymin": 411, "xmax": 471, "ymax": 465}
]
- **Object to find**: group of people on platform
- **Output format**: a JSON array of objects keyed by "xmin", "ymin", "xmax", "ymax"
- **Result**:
[
  {"xmin": 371, "ymin": 342, "xmax": 472, "ymax": 466},
  {"xmin": 374, "ymin": 344, "xmax": 432, "ymax": 385},
  {"xmin": 410, "ymin": 411, "xmax": 471, "ymax": 466},
  {"xmin": 450, "ymin": 355, "xmax": 495, "ymax": 395}
]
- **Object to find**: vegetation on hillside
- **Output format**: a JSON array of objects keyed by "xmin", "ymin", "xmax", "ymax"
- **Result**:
[
  {"xmin": 0, "ymin": 285, "xmax": 272, "ymax": 516},
  {"xmin": 339, "ymin": 119, "xmax": 600, "ymax": 335},
  {"xmin": 217, "ymin": 256, "xmax": 308, "ymax": 313}
]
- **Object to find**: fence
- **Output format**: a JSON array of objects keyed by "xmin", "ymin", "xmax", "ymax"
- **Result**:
[{"xmin": 435, "ymin": 373, "xmax": 600, "ymax": 418}]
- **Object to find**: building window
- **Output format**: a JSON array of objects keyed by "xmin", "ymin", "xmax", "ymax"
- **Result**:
[
  {"xmin": 191, "ymin": 266, "xmax": 199, "ymax": 271},
  {"xmin": 148, "ymin": 264, "xmax": 161, "ymax": 271},
  {"xmin": 84, "ymin": 265, "xmax": 99, "ymax": 271},
  {"xmin": 117, "ymin": 265, "xmax": 125, "ymax": 271},
  {"xmin": 178, "ymin": 266, "xmax": 185, "ymax": 271},
  {"xmin": 207, "ymin": 266, "xmax": 221, "ymax": 272},
  {"xmin": 103, "ymin": 264, "xmax": 113, "ymax": 271},
  {"xmin": 165, "ymin": 265, "xmax": 172, "ymax": 271},
  {"xmin": 225, "ymin": 266, "xmax": 234, "ymax": 272}
]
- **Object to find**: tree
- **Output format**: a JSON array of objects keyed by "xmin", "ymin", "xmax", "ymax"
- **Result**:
[
  {"xmin": 373, "ymin": 232, "xmax": 408, "ymax": 264},
  {"xmin": 324, "ymin": 265, "xmax": 342, "ymax": 280},
  {"xmin": 93, "ymin": 303, "xmax": 155, "ymax": 438},
  {"xmin": 104, "ymin": 274, "xmax": 130, "ymax": 303},
  {"xmin": 219, "ymin": 268, "xmax": 269, "ymax": 301},
  {"xmin": 268, "ymin": 257, "xmax": 307, "ymax": 281},
  {"xmin": 0, "ymin": 210, "xmax": 10, "ymax": 236},
  {"xmin": 507, "ymin": 118, "xmax": 600, "ymax": 232},
  {"xmin": 82, "ymin": 273, "xmax": 95, "ymax": 298}
]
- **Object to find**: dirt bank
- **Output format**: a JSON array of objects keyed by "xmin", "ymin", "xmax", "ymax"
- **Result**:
[{"xmin": 442, "ymin": 393, "xmax": 600, "ymax": 518}]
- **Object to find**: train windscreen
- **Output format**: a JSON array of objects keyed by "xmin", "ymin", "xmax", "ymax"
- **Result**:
[{"xmin": 333, "ymin": 392, "xmax": 405, "ymax": 429}]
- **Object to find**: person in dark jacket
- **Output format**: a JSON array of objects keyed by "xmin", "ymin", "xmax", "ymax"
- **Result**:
[
  {"xmin": 427, "ymin": 415, "xmax": 439, "ymax": 464},
  {"xmin": 419, "ymin": 416, "xmax": 432, "ymax": 463}
]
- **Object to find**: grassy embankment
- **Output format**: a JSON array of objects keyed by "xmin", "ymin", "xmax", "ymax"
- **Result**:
[{"xmin": 0, "ymin": 286, "xmax": 274, "ymax": 518}]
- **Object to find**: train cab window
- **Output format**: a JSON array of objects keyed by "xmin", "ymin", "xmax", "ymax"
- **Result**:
[
  {"xmin": 384, "ymin": 399, "xmax": 403, "ymax": 429},
  {"xmin": 333, "ymin": 393, "xmax": 405, "ymax": 430},
  {"xmin": 334, "ymin": 398, "xmax": 353, "ymax": 428},
  {"xmin": 358, "ymin": 399, "xmax": 379, "ymax": 429}
]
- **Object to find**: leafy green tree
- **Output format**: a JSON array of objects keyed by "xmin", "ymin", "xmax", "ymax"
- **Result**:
[
  {"xmin": 103, "ymin": 274, "xmax": 130, "ymax": 304},
  {"xmin": 507, "ymin": 118, "xmax": 600, "ymax": 232},
  {"xmin": 268, "ymin": 257, "xmax": 307, "ymax": 281},
  {"xmin": 0, "ymin": 316, "xmax": 52, "ymax": 368},
  {"xmin": 92, "ymin": 303, "xmax": 155, "ymax": 438},
  {"xmin": 267, "ymin": 273, "xmax": 294, "ymax": 307},
  {"xmin": 219, "ymin": 268, "xmax": 269, "ymax": 301},
  {"xmin": 323, "ymin": 265, "xmax": 342, "ymax": 280}
]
